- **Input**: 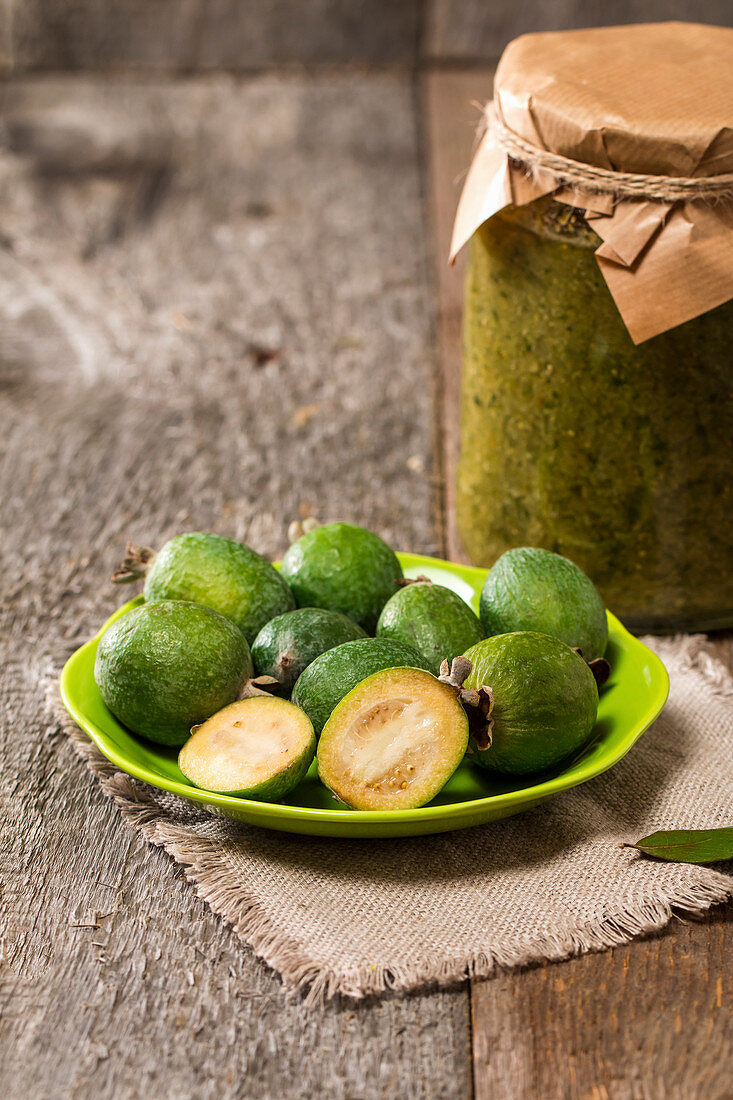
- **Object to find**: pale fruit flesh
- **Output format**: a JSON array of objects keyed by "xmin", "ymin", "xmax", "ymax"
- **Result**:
[
  {"xmin": 179, "ymin": 696, "xmax": 315, "ymax": 799},
  {"xmin": 317, "ymin": 668, "xmax": 469, "ymax": 810}
]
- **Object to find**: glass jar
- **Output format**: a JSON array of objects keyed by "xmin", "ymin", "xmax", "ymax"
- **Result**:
[{"xmin": 457, "ymin": 197, "xmax": 733, "ymax": 632}]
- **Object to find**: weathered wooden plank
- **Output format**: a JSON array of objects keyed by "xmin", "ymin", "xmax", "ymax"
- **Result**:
[
  {"xmin": 425, "ymin": 1, "xmax": 733, "ymax": 62},
  {"xmin": 421, "ymin": 67, "xmax": 493, "ymax": 563},
  {"xmin": 423, "ymin": 65, "xmax": 733, "ymax": 1100},
  {"xmin": 7, "ymin": 0, "xmax": 420, "ymax": 72},
  {"xmin": 0, "ymin": 73, "xmax": 469, "ymax": 1099},
  {"xmin": 471, "ymin": 902, "xmax": 733, "ymax": 1099},
  {"xmin": 6, "ymin": 0, "xmax": 733, "ymax": 74},
  {"xmin": 0, "ymin": 2, "xmax": 10, "ymax": 73}
]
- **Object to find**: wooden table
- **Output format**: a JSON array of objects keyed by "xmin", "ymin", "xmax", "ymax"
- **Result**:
[{"xmin": 1, "ymin": 66, "xmax": 730, "ymax": 1099}]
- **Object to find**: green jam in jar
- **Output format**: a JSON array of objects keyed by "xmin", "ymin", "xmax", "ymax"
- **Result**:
[{"xmin": 457, "ymin": 198, "xmax": 733, "ymax": 632}]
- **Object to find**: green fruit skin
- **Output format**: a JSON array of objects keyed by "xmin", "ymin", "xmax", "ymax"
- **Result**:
[
  {"xmin": 94, "ymin": 600, "xmax": 253, "ymax": 746},
  {"xmin": 376, "ymin": 583, "xmax": 485, "ymax": 675},
  {"xmin": 251, "ymin": 607, "xmax": 367, "ymax": 696},
  {"xmin": 144, "ymin": 533, "xmax": 295, "ymax": 644},
  {"xmin": 279, "ymin": 522, "xmax": 403, "ymax": 633},
  {"xmin": 479, "ymin": 547, "xmax": 608, "ymax": 661},
  {"xmin": 179, "ymin": 701, "xmax": 316, "ymax": 801},
  {"xmin": 463, "ymin": 631, "xmax": 598, "ymax": 774},
  {"xmin": 291, "ymin": 637, "xmax": 430, "ymax": 736}
]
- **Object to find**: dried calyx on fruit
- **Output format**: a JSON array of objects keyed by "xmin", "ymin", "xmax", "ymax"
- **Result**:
[
  {"xmin": 437, "ymin": 656, "xmax": 494, "ymax": 750},
  {"xmin": 239, "ymin": 675, "xmax": 281, "ymax": 699},
  {"xmin": 287, "ymin": 517, "xmax": 321, "ymax": 544},
  {"xmin": 572, "ymin": 648, "xmax": 611, "ymax": 687},
  {"xmin": 112, "ymin": 541, "xmax": 156, "ymax": 584}
]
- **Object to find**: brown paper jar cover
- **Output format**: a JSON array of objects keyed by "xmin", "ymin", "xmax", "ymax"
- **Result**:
[
  {"xmin": 452, "ymin": 23, "xmax": 733, "ymax": 630},
  {"xmin": 451, "ymin": 22, "xmax": 733, "ymax": 343}
]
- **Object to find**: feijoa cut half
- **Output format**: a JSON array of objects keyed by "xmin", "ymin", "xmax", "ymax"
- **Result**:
[
  {"xmin": 479, "ymin": 547, "xmax": 608, "ymax": 662},
  {"xmin": 317, "ymin": 667, "xmax": 469, "ymax": 810},
  {"xmin": 251, "ymin": 607, "xmax": 367, "ymax": 697},
  {"xmin": 94, "ymin": 600, "xmax": 253, "ymax": 746},
  {"xmin": 280, "ymin": 522, "xmax": 403, "ymax": 632},
  {"xmin": 113, "ymin": 532, "xmax": 295, "ymax": 644},
  {"xmin": 179, "ymin": 696, "xmax": 316, "ymax": 800},
  {"xmin": 377, "ymin": 579, "xmax": 484, "ymax": 674}
]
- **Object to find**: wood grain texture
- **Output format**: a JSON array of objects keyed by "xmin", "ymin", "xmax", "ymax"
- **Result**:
[
  {"xmin": 0, "ymin": 2, "xmax": 10, "ymax": 73},
  {"xmin": 423, "ymin": 64, "xmax": 733, "ymax": 1100},
  {"xmin": 7, "ymin": 0, "xmax": 420, "ymax": 72},
  {"xmin": 1, "ymin": 45, "xmax": 731, "ymax": 1100},
  {"xmin": 471, "ymin": 902, "xmax": 733, "ymax": 1100},
  {"xmin": 0, "ymin": 73, "xmax": 470, "ymax": 1100},
  {"xmin": 421, "ymin": 67, "xmax": 493, "ymax": 563},
  {"xmin": 425, "ymin": 0, "xmax": 733, "ymax": 62},
  {"xmin": 7, "ymin": 1, "xmax": 733, "ymax": 73}
]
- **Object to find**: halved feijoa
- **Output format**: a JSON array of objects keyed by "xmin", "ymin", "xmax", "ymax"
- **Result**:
[
  {"xmin": 113, "ymin": 532, "xmax": 295, "ymax": 644},
  {"xmin": 178, "ymin": 696, "xmax": 315, "ymax": 800},
  {"xmin": 94, "ymin": 600, "xmax": 253, "ymax": 746},
  {"xmin": 291, "ymin": 636, "xmax": 430, "ymax": 737},
  {"xmin": 377, "ymin": 579, "xmax": 484, "ymax": 674},
  {"xmin": 251, "ymin": 607, "xmax": 367, "ymax": 697},
  {"xmin": 479, "ymin": 547, "xmax": 608, "ymax": 661},
  {"xmin": 318, "ymin": 667, "xmax": 469, "ymax": 810},
  {"xmin": 280, "ymin": 522, "xmax": 403, "ymax": 632},
  {"xmin": 462, "ymin": 631, "xmax": 598, "ymax": 774}
]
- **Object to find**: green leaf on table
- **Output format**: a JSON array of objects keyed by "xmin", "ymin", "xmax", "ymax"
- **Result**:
[{"xmin": 624, "ymin": 828, "xmax": 733, "ymax": 864}]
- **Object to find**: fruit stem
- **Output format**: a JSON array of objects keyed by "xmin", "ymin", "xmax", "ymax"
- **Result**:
[
  {"xmin": 287, "ymin": 517, "xmax": 320, "ymax": 543},
  {"xmin": 438, "ymin": 655, "xmax": 472, "ymax": 690},
  {"xmin": 111, "ymin": 542, "xmax": 156, "ymax": 585},
  {"xmin": 395, "ymin": 574, "xmax": 433, "ymax": 587},
  {"xmin": 572, "ymin": 648, "xmax": 611, "ymax": 687},
  {"xmin": 438, "ymin": 657, "xmax": 494, "ymax": 750},
  {"xmin": 587, "ymin": 657, "xmax": 611, "ymax": 686},
  {"xmin": 239, "ymin": 675, "xmax": 280, "ymax": 699}
]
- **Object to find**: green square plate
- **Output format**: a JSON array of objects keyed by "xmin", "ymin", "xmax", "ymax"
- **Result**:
[{"xmin": 60, "ymin": 553, "xmax": 669, "ymax": 838}]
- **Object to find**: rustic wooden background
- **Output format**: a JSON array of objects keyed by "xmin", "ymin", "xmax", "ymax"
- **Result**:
[
  {"xmin": 2, "ymin": 0, "xmax": 732, "ymax": 70},
  {"xmin": 1, "ymin": 3, "xmax": 731, "ymax": 1098}
]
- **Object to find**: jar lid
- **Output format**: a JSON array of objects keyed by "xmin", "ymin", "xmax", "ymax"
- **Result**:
[{"xmin": 451, "ymin": 23, "xmax": 733, "ymax": 343}]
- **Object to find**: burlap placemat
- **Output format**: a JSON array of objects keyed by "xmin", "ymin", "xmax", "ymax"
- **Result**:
[{"xmin": 50, "ymin": 635, "xmax": 732, "ymax": 1004}]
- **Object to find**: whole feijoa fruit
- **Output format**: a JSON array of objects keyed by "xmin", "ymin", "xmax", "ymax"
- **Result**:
[
  {"xmin": 462, "ymin": 631, "xmax": 598, "ymax": 774},
  {"xmin": 94, "ymin": 600, "xmax": 253, "ymax": 746},
  {"xmin": 179, "ymin": 696, "xmax": 315, "ymax": 801},
  {"xmin": 479, "ymin": 547, "xmax": 608, "ymax": 661},
  {"xmin": 376, "ymin": 578, "xmax": 484, "ymax": 675},
  {"xmin": 317, "ymin": 667, "xmax": 469, "ymax": 810},
  {"xmin": 291, "ymin": 636, "xmax": 430, "ymax": 737},
  {"xmin": 113, "ymin": 532, "xmax": 295, "ymax": 645},
  {"xmin": 279, "ymin": 522, "xmax": 403, "ymax": 633},
  {"xmin": 251, "ymin": 607, "xmax": 367, "ymax": 697}
]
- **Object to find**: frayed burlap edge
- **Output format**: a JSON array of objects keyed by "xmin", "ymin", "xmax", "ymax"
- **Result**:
[{"xmin": 46, "ymin": 635, "xmax": 733, "ymax": 1005}]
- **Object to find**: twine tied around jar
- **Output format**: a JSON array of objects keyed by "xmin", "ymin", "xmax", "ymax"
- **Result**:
[
  {"xmin": 484, "ymin": 103, "xmax": 733, "ymax": 204},
  {"xmin": 453, "ymin": 26, "xmax": 733, "ymax": 343}
]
